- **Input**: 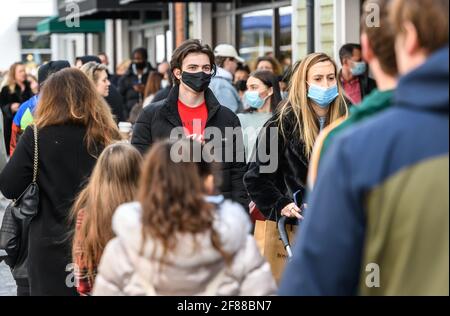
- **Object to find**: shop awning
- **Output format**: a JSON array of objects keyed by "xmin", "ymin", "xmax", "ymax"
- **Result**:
[
  {"xmin": 18, "ymin": 16, "xmax": 49, "ymax": 32},
  {"xmin": 57, "ymin": 0, "xmax": 167, "ymax": 21},
  {"xmin": 36, "ymin": 16, "xmax": 105, "ymax": 35}
]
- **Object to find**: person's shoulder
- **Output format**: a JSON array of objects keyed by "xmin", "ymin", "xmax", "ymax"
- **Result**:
[
  {"xmin": 216, "ymin": 105, "xmax": 240, "ymax": 124},
  {"xmin": 141, "ymin": 98, "xmax": 166, "ymax": 115},
  {"xmin": 0, "ymin": 85, "xmax": 8, "ymax": 94}
]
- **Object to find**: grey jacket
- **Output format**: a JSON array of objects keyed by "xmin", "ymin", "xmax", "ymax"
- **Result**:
[
  {"xmin": 93, "ymin": 197, "xmax": 277, "ymax": 296},
  {"xmin": 209, "ymin": 67, "xmax": 241, "ymax": 113}
]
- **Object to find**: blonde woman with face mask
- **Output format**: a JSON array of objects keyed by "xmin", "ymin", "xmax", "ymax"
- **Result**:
[{"xmin": 244, "ymin": 53, "xmax": 348, "ymax": 221}]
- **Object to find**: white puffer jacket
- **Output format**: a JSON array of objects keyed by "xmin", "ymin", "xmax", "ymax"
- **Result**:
[{"xmin": 92, "ymin": 197, "xmax": 277, "ymax": 296}]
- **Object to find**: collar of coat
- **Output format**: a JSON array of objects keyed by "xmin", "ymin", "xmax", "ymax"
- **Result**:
[{"xmin": 160, "ymin": 84, "xmax": 222, "ymax": 127}]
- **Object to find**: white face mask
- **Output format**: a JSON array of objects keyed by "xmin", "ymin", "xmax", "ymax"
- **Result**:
[{"xmin": 161, "ymin": 79, "xmax": 169, "ymax": 88}]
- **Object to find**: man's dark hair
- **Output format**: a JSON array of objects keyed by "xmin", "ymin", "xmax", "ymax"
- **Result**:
[
  {"xmin": 236, "ymin": 63, "xmax": 251, "ymax": 74},
  {"xmin": 38, "ymin": 60, "xmax": 71, "ymax": 87},
  {"xmin": 76, "ymin": 55, "xmax": 102, "ymax": 65},
  {"xmin": 132, "ymin": 47, "xmax": 148, "ymax": 61},
  {"xmin": 170, "ymin": 39, "xmax": 216, "ymax": 85},
  {"xmin": 339, "ymin": 43, "xmax": 362, "ymax": 64},
  {"xmin": 215, "ymin": 56, "xmax": 228, "ymax": 68}
]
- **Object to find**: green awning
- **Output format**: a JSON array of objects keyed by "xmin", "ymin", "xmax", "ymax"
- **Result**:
[{"xmin": 36, "ymin": 16, "xmax": 105, "ymax": 35}]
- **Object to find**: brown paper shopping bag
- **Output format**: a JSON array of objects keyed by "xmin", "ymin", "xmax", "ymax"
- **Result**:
[{"xmin": 254, "ymin": 220, "xmax": 298, "ymax": 283}]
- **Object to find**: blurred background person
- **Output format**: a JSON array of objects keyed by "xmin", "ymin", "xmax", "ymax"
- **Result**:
[
  {"xmin": 98, "ymin": 52, "xmax": 109, "ymax": 67},
  {"xmin": 143, "ymin": 71, "xmax": 163, "ymax": 107},
  {"xmin": 157, "ymin": 61, "xmax": 170, "ymax": 77},
  {"xmin": 27, "ymin": 74, "xmax": 38, "ymax": 95},
  {"xmin": 10, "ymin": 60, "xmax": 70, "ymax": 156},
  {"xmin": 80, "ymin": 62, "xmax": 125, "ymax": 123},
  {"xmin": 339, "ymin": 43, "xmax": 376, "ymax": 105},
  {"xmin": 234, "ymin": 63, "xmax": 251, "ymax": 109},
  {"xmin": 0, "ymin": 62, "xmax": 33, "ymax": 156},
  {"xmin": 255, "ymin": 56, "xmax": 283, "ymax": 77},
  {"xmin": 209, "ymin": 44, "xmax": 244, "ymax": 113},
  {"xmin": 0, "ymin": 111, "xmax": 6, "ymax": 171},
  {"xmin": 119, "ymin": 47, "xmax": 155, "ymax": 120},
  {"xmin": 235, "ymin": 79, "xmax": 248, "ymax": 109},
  {"xmin": 112, "ymin": 59, "xmax": 131, "ymax": 87},
  {"xmin": 75, "ymin": 55, "xmax": 101, "ymax": 69},
  {"xmin": 98, "ymin": 52, "xmax": 120, "ymax": 91},
  {"xmin": 234, "ymin": 63, "xmax": 251, "ymax": 85},
  {"xmin": 128, "ymin": 71, "xmax": 163, "ymax": 125}
]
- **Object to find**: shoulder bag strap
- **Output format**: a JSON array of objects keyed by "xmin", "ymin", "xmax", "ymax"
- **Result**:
[{"xmin": 32, "ymin": 124, "xmax": 38, "ymax": 183}]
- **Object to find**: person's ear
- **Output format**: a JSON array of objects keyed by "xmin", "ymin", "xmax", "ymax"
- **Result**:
[
  {"xmin": 403, "ymin": 21, "xmax": 421, "ymax": 56},
  {"xmin": 361, "ymin": 33, "xmax": 374, "ymax": 63},
  {"xmin": 342, "ymin": 57, "xmax": 350, "ymax": 67},
  {"xmin": 173, "ymin": 68, "xmax": 182, "ymax": 81},
  {"xmin": 267, "ymin": 86, "xmax": 274, "ymax": 97}
]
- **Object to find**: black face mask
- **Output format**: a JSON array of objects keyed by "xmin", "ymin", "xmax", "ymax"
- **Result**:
[
  {"xmin": 181, "ymin": 71, "xmax": 212, "ymax": 93},
  {"xmin": 135, "ymin": 62, "xmax": 146, "ymax": 70}
]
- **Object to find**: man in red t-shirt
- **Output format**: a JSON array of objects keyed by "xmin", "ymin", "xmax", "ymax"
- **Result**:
[
  {"xmin": 178, "ymin": 98, "xmax": 208, "ymax": 142},
  {"xmin": 131, "ymin": 39, "xmax": 249, "ymax": 208}
]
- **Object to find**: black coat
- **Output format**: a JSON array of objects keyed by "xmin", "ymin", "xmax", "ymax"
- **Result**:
[
  {"xmin": 0, "ymin": 83, "xmax": 33, "ymax": 155},
  {"xmin": 105, "ymin": 84, "xmax": 125, "ymax": 123},
  {"xmin": 118, "ymin": 62, "xmax": 154, "ymax": 117},
  {"xmin": 244, "ymin": 112, "xmax": 309, "ymax": 221},
  {"xmin": 0, "ymin": 125, "xmax": 100, "ymax": 296},
  {"xmin": 151, "ymin": 86, "xmax": 171, "ymax": 104},
  {"xmin": 131, "ymin": 85, "xmax": 249, "ymax": 208}
]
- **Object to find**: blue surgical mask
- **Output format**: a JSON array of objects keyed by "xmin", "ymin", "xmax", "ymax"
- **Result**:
[
  {"xmin": 244, "ymin": 91, "xmax": 268, "ymax": 109},
  {"xmin": 281, "ymin": 91, "xmax": 289, "ymax": 100},
  {"xmin": 307, "ymin": 84, "xmax": 339, "ymax": 108},
  {"xmin": 351, "ymin": 61, "xmax": 367, "ymax": 76}
]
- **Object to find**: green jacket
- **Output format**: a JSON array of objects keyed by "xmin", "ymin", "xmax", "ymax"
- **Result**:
[{"xmin": 321, "ymin": 89, "xmax": 394, "ymax": 157}]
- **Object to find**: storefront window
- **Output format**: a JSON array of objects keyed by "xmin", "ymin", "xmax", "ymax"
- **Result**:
[
  {"xmin": 239, "ymin": 9, "xmax": 273, "ymax": 63},
  {"xmin": 21, "ymin": 34, "xmax": 50, "ymax": 50},
  {"xmin": 279, "ymin": 6, "xmax": 292, "ymax": 70}
]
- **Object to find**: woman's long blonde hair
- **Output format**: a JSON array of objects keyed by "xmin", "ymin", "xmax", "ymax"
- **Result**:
[
  {"xmin": 6, "ymin": 62, "xmax": 24, "ymax": 93},
  {"xmin": 277, "ymin": 53, "xmax": 348, "ymax": 159},
  {"xmin": 71, "ymin": 142, "xmax": 143, "ymax": 277},
  {"xmin": 80, "ymin": 61, "xmax": 108, "ymax": 84},
  {"xmin": 34, "ymin": 68, "xmax": 122, "ymax": 155}
]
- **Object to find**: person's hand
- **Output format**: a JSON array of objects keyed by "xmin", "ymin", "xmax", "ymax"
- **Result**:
[
  {"xmin": 133, "ymin": 84, "xmax": 145, "ymax": 93},
  {"xmin": 11, "ymin": 102, "xmax": 20, "ymax": 113},
  {"xmin": 281, "ymin": 202, "xmax": 303, "ymax": 219}
]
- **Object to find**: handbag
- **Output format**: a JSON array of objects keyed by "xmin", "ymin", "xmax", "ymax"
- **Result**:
[
  {"xmin": 253, "ymin": 217, "xmax": 298, "ymax": 284},
  {"xmin": 0, "ymin": 124, "xmax": 39, "ymax": 278},
  {"xmin": 249, "ymin": 201, "xmax": 265, "ymax": 223}
]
